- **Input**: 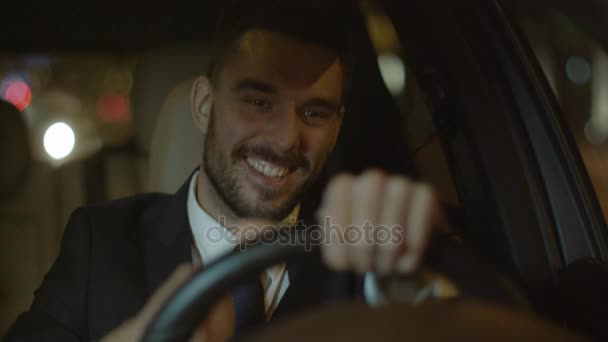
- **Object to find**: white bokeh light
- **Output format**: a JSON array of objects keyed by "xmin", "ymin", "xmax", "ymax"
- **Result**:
[
  {"xmin": 43, "ymin": 122, "xmax": 76, "ymax": 160},
  {"xmin": 566, "ymin": 56, "xmax": 592, "ymax": 85},
  {"xmin": 377, "ymin": 53, "xmax": 406, "ymax": 96}
]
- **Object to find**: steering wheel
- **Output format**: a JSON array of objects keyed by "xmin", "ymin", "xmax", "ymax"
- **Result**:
[{"xmin": 141, "ymin": 238, "xmax": 581, "ymax": 341}]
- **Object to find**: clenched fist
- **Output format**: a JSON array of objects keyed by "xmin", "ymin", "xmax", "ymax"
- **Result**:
[{"xmin": 317, "ymin": 170, "xmax": 444, "ymax": 275}]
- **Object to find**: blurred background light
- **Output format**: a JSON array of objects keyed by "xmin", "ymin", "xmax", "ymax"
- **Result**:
[
  {"xmin": 584, "ymin": 118, "xmax": 607, "ymax": 145},
  {"xmin": 96, "ymin": 93, "xmax": 131, "ymax": 123},
  {"xmin": 377, "ymin": 53, "xmax": 406, "ymax": 96},
  {"xmin": 566, "ymin": 56, "xmax": 592, "ymax": 85},
  {"xmin": 364, "ymin": 5, "xmax": 401, "ymax": 54},
  {"xmin": 586, "ymin": 49, "xmax": 608, "ymax": 145},
  {"xmin": 43, "ymin": 122, "xmax": 75, "ymax": 160},
  {"xmin": 2, "ymin": 79, "xmax": 32, "ymax": 112},
  {"xmin": 24, "ymin": 55, "xmax": 52, "ymax": 69}
]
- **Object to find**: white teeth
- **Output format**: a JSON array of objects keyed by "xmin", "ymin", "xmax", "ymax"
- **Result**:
[
  {"xmin": 263, "ymin": 165, "xmax": 272, "ymax": 176},
  {"xmin": 246, "ymin": 157, "xmax": 290, "ymax": 178}
]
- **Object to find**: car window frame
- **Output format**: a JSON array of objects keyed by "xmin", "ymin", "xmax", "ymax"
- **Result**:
[{"xmin": 382, "ymin": 0, "xmax": 608, "ymax": 312}]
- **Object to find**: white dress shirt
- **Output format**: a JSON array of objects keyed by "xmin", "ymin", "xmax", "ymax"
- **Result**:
[{"xmin": 187, "ymin": 171, "xmax": 289, "ymax": 318}]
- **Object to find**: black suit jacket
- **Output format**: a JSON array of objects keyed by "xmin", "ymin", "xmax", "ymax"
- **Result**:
[{"xmin": 4, "ymin": 176, "xmax": 360, "ymax": 341}]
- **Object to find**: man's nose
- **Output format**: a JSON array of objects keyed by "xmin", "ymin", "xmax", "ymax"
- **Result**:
[{"xmin": 266, "ymin": 108, "xmax": 302, "ymax": 152}]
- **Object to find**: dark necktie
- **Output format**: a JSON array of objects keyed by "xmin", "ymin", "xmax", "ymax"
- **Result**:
[{"xmin": 231, "ymin": 273, "xmax": 266, "ymax": 334}]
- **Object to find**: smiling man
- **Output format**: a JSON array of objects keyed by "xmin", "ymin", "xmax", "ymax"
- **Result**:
[
  {"xmin": 195, "ymin": 28, "xmax": 345, "ymax": 224},
  {"xmin": 5, "ymin": 1, "xmax": 445, "ymax": 341}
]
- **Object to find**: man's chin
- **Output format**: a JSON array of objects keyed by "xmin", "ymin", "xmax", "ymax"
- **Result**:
[{"xmin": 236, "ymin": 195, "xmax": 298, "ymax": 221}]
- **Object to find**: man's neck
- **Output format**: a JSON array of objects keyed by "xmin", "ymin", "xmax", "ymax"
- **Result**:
[{"xmin": 195, "ymin": 167, "xmax": 240, "ymax": 227}]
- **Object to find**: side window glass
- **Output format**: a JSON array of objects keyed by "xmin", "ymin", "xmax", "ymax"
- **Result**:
[
  {"xmin": 514, "ymin": 7, "xmax": 608, "ymax": 222},
  {"xmin": 361, "ymin": 2, "xmax": 460, "ymax": 207}
]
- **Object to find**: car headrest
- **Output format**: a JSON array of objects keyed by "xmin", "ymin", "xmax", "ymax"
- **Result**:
[
  {"xmin": 0, "ymin": 100, "xmax": 31, "ymax": 200},
  {"xmin": 131, "ymin": 43, "xmax": 210, "ymax": 156},
  {"xmin": 146, "ymin": 79, "xmax": 203, "ymax": 193}
]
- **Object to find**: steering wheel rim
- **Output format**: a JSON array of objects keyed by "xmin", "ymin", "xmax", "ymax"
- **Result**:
[
  {"xmin": 142, "ymin": 235, "xmax": 530, "ymax": 342},
  {"xmin": 142, "ymin": 242, "xmax": 315, "ymax": 341}
]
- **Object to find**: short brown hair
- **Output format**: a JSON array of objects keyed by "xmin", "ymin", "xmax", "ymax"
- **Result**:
[{"xmin": 207, "ymin": 0, "xmax": 356, "ymax": 99}]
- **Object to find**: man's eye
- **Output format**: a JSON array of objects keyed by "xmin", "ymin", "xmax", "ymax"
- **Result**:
[
  {"xmin": 244, "ymin": 97, "xmax": 271, "ymax": 109},
  {"xmin": 304, "ymin": 110, "xmax": 321, "ymax": 118},
  {"xmin": 303, "ymin": 109, "xmax": 332, "ymax": 120}
]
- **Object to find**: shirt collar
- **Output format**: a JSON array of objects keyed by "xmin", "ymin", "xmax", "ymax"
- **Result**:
[{"xmin": 187, "ymin": 170, "xmax": 238, "ymax": 265}]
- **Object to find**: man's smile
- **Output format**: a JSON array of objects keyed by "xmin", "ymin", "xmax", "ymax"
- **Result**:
[
  {"xmin": 246, "ymin": 156, "xmax": 291, "ymax": 178},
  {"xmin": 243, "ymin": 156, "xmax": 300, "ymax": 192}
]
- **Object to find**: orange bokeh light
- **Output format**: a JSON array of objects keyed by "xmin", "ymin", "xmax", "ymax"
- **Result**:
[{"xmin": 96, "ymin": 94, "xmax": 131, "ymax": 123}]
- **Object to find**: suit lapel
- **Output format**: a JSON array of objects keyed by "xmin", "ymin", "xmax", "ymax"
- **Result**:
[{"xmin": 143, "ymin": 174, "xmax": 194, "ymax": 295}]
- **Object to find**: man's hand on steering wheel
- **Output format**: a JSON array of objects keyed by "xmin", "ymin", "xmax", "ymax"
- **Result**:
[
  {"xmin": 102, "ymin": 264, "xmax": 237, "ymax": 342},
  {"xmin": 316, "ymin": 170, "xmax": 444, "ymax": 276},
  {"xmin": 101, "ymin": 171, "xmax": 443, "ymax": 341}
]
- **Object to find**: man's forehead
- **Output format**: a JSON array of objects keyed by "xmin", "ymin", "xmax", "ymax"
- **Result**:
[{"xmin": 221, "ymin": 29, "xmax": 344, "ymax": 98}]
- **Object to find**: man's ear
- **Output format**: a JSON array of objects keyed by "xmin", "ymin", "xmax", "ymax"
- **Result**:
[
  {"xmin": 329, "ymin": 106, "xmax": 345, "ymax": 152},
  {"xmin": 191, "ymin": 76, "xmax": 214, "ymax": 135}
]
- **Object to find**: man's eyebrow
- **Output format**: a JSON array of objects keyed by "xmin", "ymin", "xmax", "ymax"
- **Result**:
[
  {"xmin": 303, "ymin": 98, "xmax": 342, "ymax": 112},
  {"xmin": 233, "ymin": 79, "xmax": 278, "ymax": 94}
]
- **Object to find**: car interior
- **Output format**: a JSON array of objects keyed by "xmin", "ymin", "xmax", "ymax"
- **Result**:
[{"xmin": 0, "ymin": 0, "xmax": 607, "ymax": 340}]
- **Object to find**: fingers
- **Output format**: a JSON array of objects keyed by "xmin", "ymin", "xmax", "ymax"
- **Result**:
[
  {"xmin": 104, "ymin": 264, "xmax": 197, "ymax": 342},
  {"xmin": 396, "ymin": 184, "xmax": 438, "ymax": 273},
  {"xmin": 350, "ymin": 170, "xmax": 385, "ymax": 273},
  {"xmin": 376, "ymin": 177, "xmax": 413, "ymax": 275},
  {"xmin": 134, "ymin": 264, "xmax": 239, "ymax": 342},
  {"xmin": 318, "ymin": 173, "xmax": 353, "ymax": 271},
  {"xmin": 190, "ymin": 294, "xmax": 235, "ymax": 342},
  {"xmin": 320, "ymin": 170, "xmax": 442, "ymax": 276}
]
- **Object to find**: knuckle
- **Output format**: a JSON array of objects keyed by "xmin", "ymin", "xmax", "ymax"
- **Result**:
[
  {"xmin": 358, "ymin": 169, "xmax": 386, "ymax": 184},
  {"xmin": 326, "ymin": 173, "xmax": 354, "ymax": 195},
  {"xmin": 388, "ymin": 176, "xmax": 412, "ymax": 190},
  {"xmin": 362, "ymin": 168, "xmax": 386, "ymax": 177},
  {"xmin": 321, "ymin": 174, "xmax": 354, "ymax": 208},
  {"xmin": 385, "ymin": 177, "xmax": 412, "ymax": 198},
  {"xmin": 417, "ymin": 184, "xmax": 440, "ymax": 214},
  {"xmin": 415, "ymin": 182, "xmax": 437, "ymax": 200},
  {"xmin": 354, "ymin": 171, "xmax": 387, "ymax": 197}
]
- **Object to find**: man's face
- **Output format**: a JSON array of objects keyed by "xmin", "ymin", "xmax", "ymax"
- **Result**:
[{"xmin": 198, "ymin": 30, "xmax": 345, "ymax": 221}]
